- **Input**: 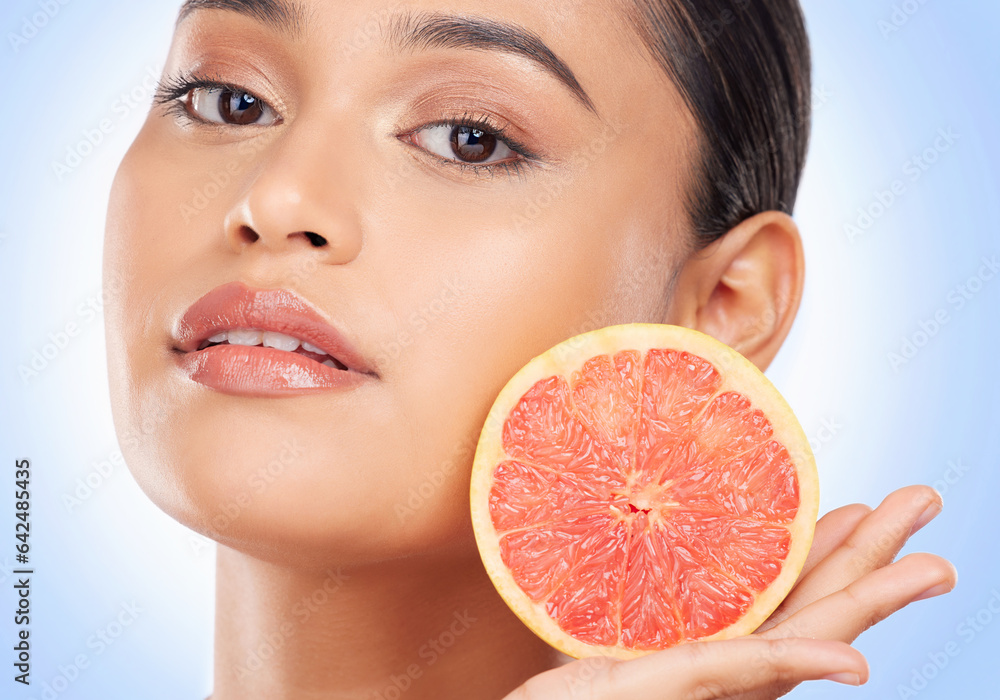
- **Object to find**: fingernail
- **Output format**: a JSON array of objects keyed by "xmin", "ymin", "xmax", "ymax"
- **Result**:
[
  {"xmin": 823, "ymin": 672, "xmax": 861, "ymax": 685},
  {"xmin": 910, "ymin": 582, "xmax": 953, "ymax": 603},
  {"xmin": 909, "ymin": 499, "xmax": 942, "ymax": 537}
]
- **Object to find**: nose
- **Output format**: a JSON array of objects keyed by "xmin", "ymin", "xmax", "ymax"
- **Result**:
[{"xmin": 222, "ymin": 128, "xmax": 363, "ymax": 265}]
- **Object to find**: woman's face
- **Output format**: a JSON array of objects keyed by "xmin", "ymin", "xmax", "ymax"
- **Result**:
[{"xmin": 104, "ymin": 0, "xmax": 697, "ymax": 567}]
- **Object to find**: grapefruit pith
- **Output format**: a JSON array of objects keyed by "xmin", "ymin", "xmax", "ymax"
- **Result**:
[{"xmin": 470, "ymin": 324, "xmax": 818, "ymax": 659}]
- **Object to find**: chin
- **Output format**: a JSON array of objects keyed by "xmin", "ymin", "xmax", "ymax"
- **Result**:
[{"xmin": 107, "ymin": 358, "xmax": 476, "ymax": 569}]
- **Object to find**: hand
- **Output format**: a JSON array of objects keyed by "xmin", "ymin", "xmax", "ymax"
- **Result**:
[
  {"xmin": 503, "ymin": 484, "xmax": 956, "ymax": 699},
  {"xmin": 507, "ymin": 636, "xmax": 867, "ymax": 699},
  {"xmin": 733, "ymin": 484, "xmax": 957, "ymax": 699}
]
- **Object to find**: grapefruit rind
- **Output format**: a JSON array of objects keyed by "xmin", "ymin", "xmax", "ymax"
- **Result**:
[{"xmin": 470, "ymin": 323, "xmax": 819, "ymax": 660}]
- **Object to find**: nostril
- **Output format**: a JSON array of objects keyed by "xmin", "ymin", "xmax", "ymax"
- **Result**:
[
  {"xmin": 236, "ymin": 226, "xmax": 260, "ymax": 244},
  {"xmin": 233, "ymin": 227, "xmax": 327, "ymax": 248},
  {"xmin": 304, "ymin": 232, "xmax": 327, "ymax": 247}
]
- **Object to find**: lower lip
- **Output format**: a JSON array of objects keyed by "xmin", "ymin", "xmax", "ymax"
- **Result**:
[{"xmin": 176, "ymin": 345, "xmax": 373, "ymax": 397}]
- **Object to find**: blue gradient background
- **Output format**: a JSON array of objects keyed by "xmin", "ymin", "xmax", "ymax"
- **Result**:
[{"xmin": 1, "ymin": 1, "xmax": 997, "ymax": 698}]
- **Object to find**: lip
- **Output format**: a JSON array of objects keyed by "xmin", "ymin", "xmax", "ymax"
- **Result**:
[{"xmin": 173, "ymin": 281, "xmax": 377, "ymax": 397}]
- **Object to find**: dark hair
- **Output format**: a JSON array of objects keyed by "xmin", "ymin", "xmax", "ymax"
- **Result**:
[{"xmin": 626, "ymin": 0, "xmax": 812, "ymax": 247}]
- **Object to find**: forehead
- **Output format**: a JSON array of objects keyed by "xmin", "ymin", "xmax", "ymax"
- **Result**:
[{"xmin": 177, "ymin": 0, "xmax": 640, "ymax": 50}]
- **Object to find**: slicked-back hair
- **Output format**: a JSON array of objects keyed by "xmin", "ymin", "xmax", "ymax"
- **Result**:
[{"xmin": 626, "ymin": 0, "xmax": 812, "ymax": 247}]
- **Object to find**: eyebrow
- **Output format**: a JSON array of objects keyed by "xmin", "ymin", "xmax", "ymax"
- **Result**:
[
  {"xmin": 177, "ymin": 0, "xmax": 307, "ymax": 37},
  {"xmin": 176, "ymin": 1, "xmax": 598, "ymax": 116},
  {"xmin": 385, "ymin": 11, "xmax": 597, "ymax": 115}
]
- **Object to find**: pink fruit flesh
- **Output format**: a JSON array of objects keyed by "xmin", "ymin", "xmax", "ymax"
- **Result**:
[{"xmin": 488, "ymin": 349, "xmax": 799, "ymax": 649}]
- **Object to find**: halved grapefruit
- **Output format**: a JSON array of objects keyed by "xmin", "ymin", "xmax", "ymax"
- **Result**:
[{"xmin": 470, "ymin": 324, "xmax": 818, "ymax": 659}]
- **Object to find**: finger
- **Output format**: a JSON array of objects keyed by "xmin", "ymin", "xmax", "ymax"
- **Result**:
[
  {"xmin": 731, "ymin": 554, "xmax": 955, "ymax": 700},
  {"xmin": 756, "ymin": 503, "xmax": 873, "ymax": 632},
  {"xmin": 507, "ymin": 638, "xmax": 869, "ymax": 700},
  {"xmin": 798, "ymin": 503, "xmax": 873, "ymax": 580},
  {"xmin": 760, "ymin": 552, "xmax": 957, "ymax": 645},
  {"xmin": 775, "ymin": 485, "xmax": 942, "ymax": 617}
]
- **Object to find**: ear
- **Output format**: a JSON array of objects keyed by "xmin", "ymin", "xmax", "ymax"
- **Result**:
[{"xmin": 663, "ymin": 211, "xmax": 805, "ymax": 371}]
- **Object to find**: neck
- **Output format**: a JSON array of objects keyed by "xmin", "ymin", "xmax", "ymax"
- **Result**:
[{"xmin": 210, "ymin": 545, "xmax": 562, "ymax": 700}]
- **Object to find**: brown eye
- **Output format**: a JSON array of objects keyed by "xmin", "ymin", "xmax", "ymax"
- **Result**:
[
  {"xmin": 187, "ymin": 85, "xmax": 278, "ymax": 126},
  {"xmin": 409, "ymin": 123, "xmax": 517, "ymax": 166},
  {"xmin": 219, "ymin": 89, "xmax": 264, "ymax": 125},
  {"xmin": 450, "ymin": 126, "xmax": 497, "ymax": 162}
]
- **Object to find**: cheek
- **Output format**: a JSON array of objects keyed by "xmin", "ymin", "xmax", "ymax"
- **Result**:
[
  {"xmin": 104, "ymin": 127, "xmax": 205, "ymax": 438},
  {"xmin": 104, "ymin": 134, "xmax": 164, "ymax": 448},
  {"xmin": 375, "ymin": 171, "xmax": 665, "ymax": 543}
]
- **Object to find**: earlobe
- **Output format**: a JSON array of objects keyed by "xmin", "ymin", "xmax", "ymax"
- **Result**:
[{"xmin": 663, "ymin": 211, "xmax": 805, "ymax": 371}]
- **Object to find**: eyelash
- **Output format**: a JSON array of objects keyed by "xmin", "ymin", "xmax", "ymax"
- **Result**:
[
  {"xmin": 152, "ymin": 71, "xmax": 539, "ymax": 179},
  {"xmin": 400, "ymin": 111, "xmax": 539, "ymax": 179},
  {"xmin": 152, "ymin": 71, "xmax": 270, "ymax": 124}
]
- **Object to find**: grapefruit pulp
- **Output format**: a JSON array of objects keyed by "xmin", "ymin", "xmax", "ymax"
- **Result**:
[{"xmin": 470, "ymin": 324, "xmax": 818, "ymax": 659}]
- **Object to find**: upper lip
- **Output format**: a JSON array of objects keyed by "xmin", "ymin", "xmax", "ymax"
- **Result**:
[{"xmin": 173, "ymin": 281, "xmax": 377, "ymax": 376}]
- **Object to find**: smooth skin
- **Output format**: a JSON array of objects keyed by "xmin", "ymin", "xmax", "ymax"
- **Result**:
[{"xmin": 103, "ymin": 0, "xmax": 956, "ymax": 698}]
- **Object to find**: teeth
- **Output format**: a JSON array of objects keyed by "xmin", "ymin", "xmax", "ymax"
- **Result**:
[
  {"xmin": 227, "ymin": 329, "xmax": 263, "ymax": 346},
  {"xmin": 262, "ymin": 331, "xmax": 301, "ymax": 352},
  {"xmin": 201, "ymin": 329, "xmax": 344, "ymax": 369}
]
